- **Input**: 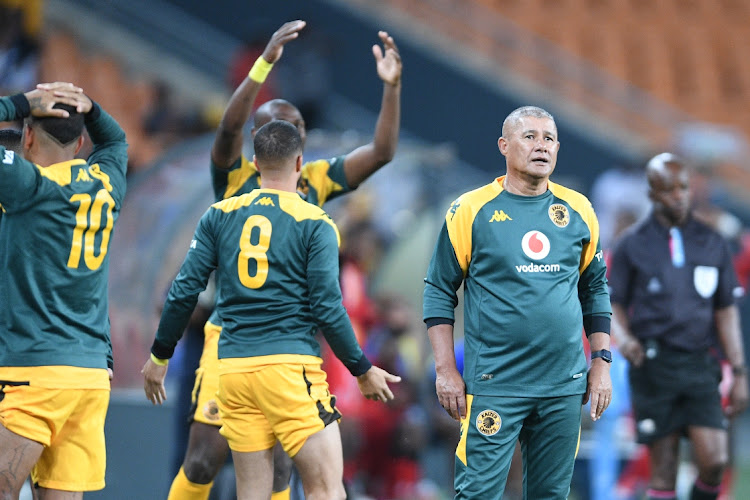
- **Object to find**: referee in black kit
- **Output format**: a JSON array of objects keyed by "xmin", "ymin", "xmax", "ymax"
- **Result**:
[{"xmin": 609, "ymin": 152, "xmax": 748, "ymax": 500}]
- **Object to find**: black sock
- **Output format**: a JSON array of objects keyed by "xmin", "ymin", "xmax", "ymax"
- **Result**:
[
  {"xmin": 646, "ymin": 488, "xmax": 677, "ymax": 500},
  {"xmin": 690, "ymin": 479, "xmax": 720, "ymax": 500}
]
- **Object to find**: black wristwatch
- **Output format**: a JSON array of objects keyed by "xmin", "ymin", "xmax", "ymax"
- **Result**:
[{"xmin": 591, "ymin": 349, "xmax": 612, "ymax": 363}]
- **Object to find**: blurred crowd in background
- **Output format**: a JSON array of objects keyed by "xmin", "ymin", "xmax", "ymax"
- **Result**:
[{"xmin": 4, "ymin": 0, "xmax": 750, "ymax": 499}]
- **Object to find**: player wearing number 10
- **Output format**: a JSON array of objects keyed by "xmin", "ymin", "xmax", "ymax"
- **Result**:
[{"xmin": 0, "ymin": 83, "xmax": 127, "ymax": 498}]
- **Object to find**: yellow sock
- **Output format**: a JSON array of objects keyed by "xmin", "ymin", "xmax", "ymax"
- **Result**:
[
  {"xmin": 167, "ymin": 467, "xmax": 213, "ymax": 500},
  {"xmin": 271, "ymin": 486, "xmax": 291, "ymax": 500}
]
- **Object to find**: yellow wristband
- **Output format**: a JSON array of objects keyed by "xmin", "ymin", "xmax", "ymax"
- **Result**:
[
  {"xmin": 248, "ymin": 56, "xmax": 274, "ymax": 84},
  {"xmin": 150, "ymin": 353, "xmax": 169, "ymax": 366}
]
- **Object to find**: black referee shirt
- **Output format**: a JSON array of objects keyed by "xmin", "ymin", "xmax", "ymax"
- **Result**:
[{"xmin": 609, "ymin": 213, "xmax": 742, "ymax": 351}]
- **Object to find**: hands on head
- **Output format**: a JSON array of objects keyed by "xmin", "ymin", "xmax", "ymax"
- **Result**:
[
  {"xmin": 24, "ymin": 82, "xmax": 92, "ymax": 117},
  {"xmin": 356, "ymin": 365, "xmax": 401, "ymax": 403}
]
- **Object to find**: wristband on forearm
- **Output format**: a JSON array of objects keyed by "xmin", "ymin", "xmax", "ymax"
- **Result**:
[
  {"xmin": 150, "ymin": 353, "xmax": 169, "ymax": 366},
  {"xmin": 9, "ymin": 93, "xmax": 30, "ymax": 120},
  {"xmin": 248, "ymin": 56, "xmax": 274, "ymax": 83},
  {"xmin": 732, "ymin": 364, "xmax": 747, "ymax": 376}
]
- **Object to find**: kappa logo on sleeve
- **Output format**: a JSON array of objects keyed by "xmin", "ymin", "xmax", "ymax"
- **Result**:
[
  {"xmin": 190, "ymin": 239, "xmax": 197, "ymax": 249},
  {"xmin": 2, "ymin": 150, "xmax": 14, "ymax": 165}
]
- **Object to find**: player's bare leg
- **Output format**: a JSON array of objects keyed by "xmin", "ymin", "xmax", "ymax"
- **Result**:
[
  {"xmin": 272, "ymin": 442, "xmax": 293, "ymax": 497},
  {"xmin": 181, "ymin": 422, "xmax": 229, "ymax": 484},
  {"xmin": 0, "ymin": 425, "xmax": 43, "ymax": 499},
  {"xmin": 35, "ymin": 489, "xmax": 82, "ymax": 500},
  {"xmin": 231, "ymin": 447, "xmax": 274, "ymax": 500},
  {"xmin": 291, "ymin": 422, "xmax": 346, "ymax": 500}
]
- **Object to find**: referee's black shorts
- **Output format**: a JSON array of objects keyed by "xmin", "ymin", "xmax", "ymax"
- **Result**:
[{"xmin": 628, "ymin": 342, "xmax": 727, "ymax": 444}]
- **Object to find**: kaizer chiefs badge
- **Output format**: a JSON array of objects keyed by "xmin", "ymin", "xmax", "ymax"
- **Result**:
[
  {"xmin": 476, "ymin": 409, "xmax": 502, "ymax": 436},
  {"xmin": 203, "ymin": 400, "xmax": 221, "ymax": 422},
  {"xmin": 549, "ymin": 204, "xmax": 570, "ymax": 227}
]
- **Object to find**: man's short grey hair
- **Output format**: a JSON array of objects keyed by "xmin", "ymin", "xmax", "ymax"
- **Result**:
[{"xmin": 502, "ymin": 106, "xmax": 556, "ymax": 138}]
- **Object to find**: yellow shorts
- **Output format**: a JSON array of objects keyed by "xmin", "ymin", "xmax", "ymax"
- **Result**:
[
  {"xmin": 217, "ymin": 358, "xmax": 341, "ymax": 457},
  {"xmin": 0, "ymin": 366, "xmax": 110, "ymax": 492},
  {"xmin": 190, "ymin": 320, "xmax": 222, "ymax": 426}
]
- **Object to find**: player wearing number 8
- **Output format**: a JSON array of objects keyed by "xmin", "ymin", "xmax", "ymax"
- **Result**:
[
  {"xmin": 143, "ymin": 120, "xmax": 399, "ymax": 499},
  {"xmin": 0, "ymin": 83, "xmax": 128, "ymax": 498}
]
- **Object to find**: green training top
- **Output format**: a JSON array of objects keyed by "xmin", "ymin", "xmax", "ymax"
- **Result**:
[
  {"xmin": 0, "ymin": 95, "xmax": 128, "ymax": 369},
  {"xmin": 152, "ymin": 189, "xmax": 371, "ymax": 376},
  {"xmin": 206, "ymin": 154, "xmax": 351, "ymax": 326},
  {"xmin": 423, "ymin": 176, "xmax": 611, "ymax": 397}
]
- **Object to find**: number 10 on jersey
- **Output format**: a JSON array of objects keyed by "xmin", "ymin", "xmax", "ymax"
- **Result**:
[{"xmin": 67, "ymin": 189, "xmax": 115, "ymax": 270}]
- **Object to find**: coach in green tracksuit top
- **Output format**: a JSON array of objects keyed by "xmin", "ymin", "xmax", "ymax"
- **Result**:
[
  {"xmin": 424, "ymin": 106, "xmax": 612, "ymax": 499},
  {"xmin": 0, "ymin": 84, "xmax": 127, "ymax": 497},
  {"xmin": 143, "ymin": 120, "xmax": 399, "ymax": 499}
]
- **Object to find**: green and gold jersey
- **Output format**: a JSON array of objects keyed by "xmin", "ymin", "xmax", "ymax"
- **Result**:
[
  {"xmin": 211, "ymin": 154, "xmax": 350, "ymax": 205},
  {"xmin": 153, "ymin": 189, "xmax": 371, "ymax": 376},
  {"xmin": 423, "ymin": 176, "xmax": 611, "ymax": 397},
  {"xmin": 0, "ymin": 97, "xmax": 128, "ymax": 370},
  {"xmin": 207, "ymin": 154, "xmax": 351, "ymax": 327}
]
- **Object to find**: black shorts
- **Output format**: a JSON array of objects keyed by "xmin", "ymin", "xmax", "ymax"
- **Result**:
[{"xmin": 628, "ymin": 342, "xmax": 727, "ymax": 444}]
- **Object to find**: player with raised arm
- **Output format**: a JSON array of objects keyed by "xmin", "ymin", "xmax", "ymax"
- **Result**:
[
  {"xmin": 157, "ymin": 19, "xmax": 402, "ymax": 500},
  {"xmin": 143, "ymin": 120, "xmax": 400, "ymax": 500}
]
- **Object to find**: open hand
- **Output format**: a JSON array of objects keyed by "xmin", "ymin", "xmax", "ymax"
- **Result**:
[
  {"xmin": 262, "ymin": 20, "xmax": 306, "ymax": 65},
  {"xmin": 356, "ymin": 365, "xmax": 401, "ymax": 402},
  {"xmin": 142, "ymin": 358, "xmax": 169, "ymax": 405},
  {"xmin": 373, "ymin": 31, "xmax": 402, "ymax": 86}
]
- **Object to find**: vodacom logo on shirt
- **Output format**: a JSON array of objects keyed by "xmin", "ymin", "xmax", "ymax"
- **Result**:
[
  {"xmin": 517, "ymin": 230, "xmax": 560, "ymax": 273},
  {"xmin": 521, "ymin": 230, "xmax": 550, "ymax": 260}
]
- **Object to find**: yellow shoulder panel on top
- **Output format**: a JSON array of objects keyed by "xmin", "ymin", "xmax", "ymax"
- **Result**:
[
  {"xmin": 224, "ymin": 156, "xmax": 258, "ymax": 199},
  {"xmin": 36, "ymin": 159, "xmax": 86, "ymax": 186},
  {"xmin": 279, "ymin": 192, "xmax": 341, "ymax": 246},
  {"xmin": 548, "ymin": 181, "xmax": 600, "ymax": 273},
  {"xmin": 446, "ymin": 179, "xmax": 503, "ymax": 274},
  {"xmin": 301, "ymin": 159, "xmax": 343, "ymax": 204},
  {"xmin": 212, "ymin": 191, "xmax": 261, "ymax": 213},
  {"xmin": 88, "ymin": 164, "xmax": 113, "ymax": 192}
]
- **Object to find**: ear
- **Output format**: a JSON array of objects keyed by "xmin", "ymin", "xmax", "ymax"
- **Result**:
[
  {"xmin": 74, "ymin": 135, "xmax": 84, "ymax": 156},
  {"xmin": 497, "ymin": 137, "xmax": 507, "ymax": 156},
  {"xmin": 23, "ymin": 123, "xmax": 34, "ymax": 151},
  {"xmin": 296, "ymin": 155, "xmax": 303, "ymax": 173}
]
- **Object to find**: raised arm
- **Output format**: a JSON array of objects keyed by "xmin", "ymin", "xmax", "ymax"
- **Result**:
[
  {"xmin": 211, "ymin": 20, "xmax": 306, "ymax": 169},
  {"xmin": 342, "ymin": 31, "xmax": 402, "ymax": 188}
]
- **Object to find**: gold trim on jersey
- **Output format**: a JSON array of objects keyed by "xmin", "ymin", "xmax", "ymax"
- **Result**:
[
  {"xmin": 300, "ymin": 159, "xmax": 343, "ymax": 204},
  {"xmin": 445, "ymin": 178, "xmax": 503, "ymax": 275},
  {"xmin": 224, "ymin": 156, "xmax": 258, "ymax": 199},
  {"xmin": 548, "ymin": 181, "xmax": 600, "ymax": 274},
  {"xmin": 213, "ymin": 190, "xmax": 263, "ymax": 212},
  {"xmin": 278, "ymin": 193, "xmax": 340, "ymax": 245},
  {"xmin": 211, "ymin": 189, "xmax": 341, "ymax": 245},
  {"xmin": 35, "ymin": 159, "xmax": 87, "ymax": 186},
  {"xmin": 88, "ymin": 164, "xmax": 113, "ymax": 192}
]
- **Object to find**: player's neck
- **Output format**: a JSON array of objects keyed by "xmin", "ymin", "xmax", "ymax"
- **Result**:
[
  {"xmin": 259, "ymin": 177, "xmax": 299, "ymax": 193},
  {"xmin": 503, "ymin": 173, "xmax": 548, "ymax": 196}
]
